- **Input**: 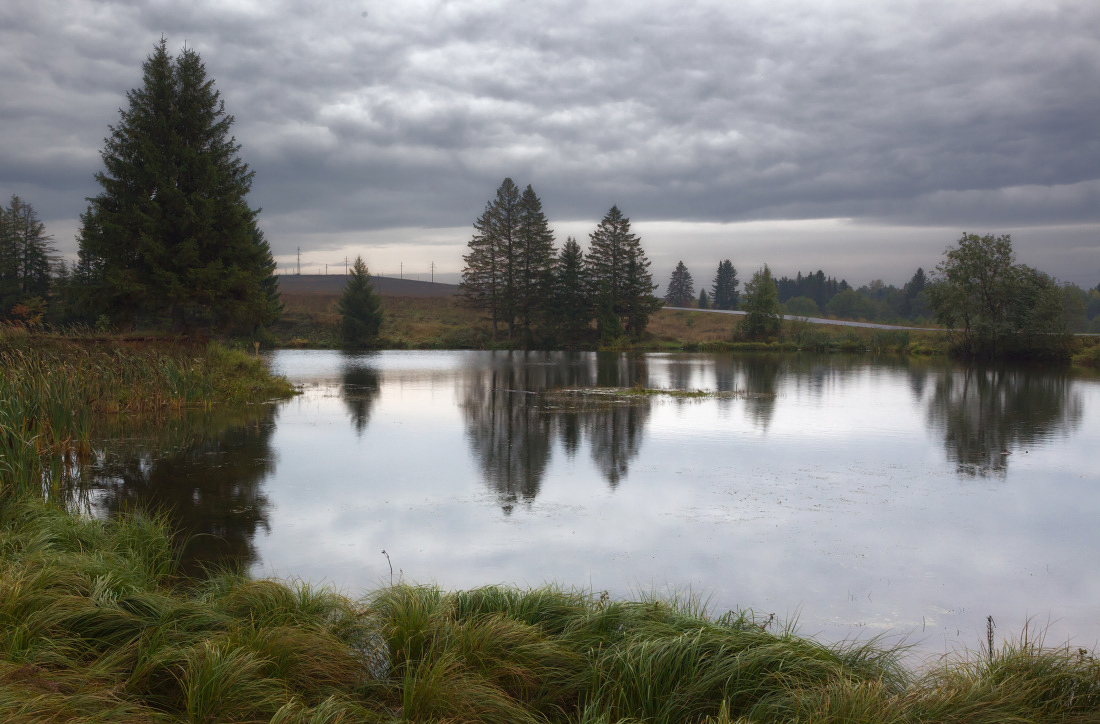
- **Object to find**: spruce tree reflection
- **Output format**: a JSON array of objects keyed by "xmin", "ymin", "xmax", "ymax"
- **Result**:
[
  {"xmin": 927, "ymin": 366, "xmax": 1082, "ymax": 477},
  {"xmin": 461, "ymin": 357, "xmax": 555, "ymax": 513},
  {"xmin": 554, "ymin": 411, "xmax": 583, "ymax": 458},
  {"xmin": 584, "ymin": 401, "xmax": 651, "ymax": 488},
  {"xmin": 461, "ymin": 352, "xmax": 656, "ymax": 506},
  {"xmin": 665, "ymin": 357, "xmax": 701, "ymax": 407},
  {"xmin": 82, "ymin": 406, "xmax": 277, "ymax": 574},
  {"xmin": 596, "ymin": 351, "xmax": 647, "ymax": 388},
  {"xmin": 742, "ymin": 356, "xmax": 782, "ymax": 430},
  {"xmin": 341, "ymin": 359, "xmax": 382, "ymax": 436},
  {"xmin": 587, "ymin": 353, "xmax": 651, "ymax": 487}
]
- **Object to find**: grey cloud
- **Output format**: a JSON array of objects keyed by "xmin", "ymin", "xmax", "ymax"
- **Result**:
[{"xmin": 1, "ymin": 0, "xmax": 1098, "ymax": 281}]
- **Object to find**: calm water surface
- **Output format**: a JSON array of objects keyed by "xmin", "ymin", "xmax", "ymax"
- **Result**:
[{"xmin": 77, "ymin": 350, "xmax": 1099, "ymax": 659}]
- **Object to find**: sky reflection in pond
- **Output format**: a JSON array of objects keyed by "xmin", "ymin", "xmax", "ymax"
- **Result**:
[{"xmin": 85, "ymin": 350, "xmax": 1100, "ymax": 660}]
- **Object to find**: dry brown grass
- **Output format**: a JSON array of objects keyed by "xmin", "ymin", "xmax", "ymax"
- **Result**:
[
  {"xmin": 647, "ymin": 309, "xmax": 741, "ymax": 344},
  {"xmin": 274, "ymin": 293, "xmax": 490, "ymax": 348},
  {"xmin": 380, "ymin": 296, "xmax": 485, "ymax": 345}
]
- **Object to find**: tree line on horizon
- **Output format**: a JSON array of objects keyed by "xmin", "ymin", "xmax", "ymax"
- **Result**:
[{"xmin": 661, "ymin": 257, "xmax": 1100, "ymax": 337}]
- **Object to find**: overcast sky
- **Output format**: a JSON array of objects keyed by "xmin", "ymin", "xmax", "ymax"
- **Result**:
[{"xmin": 2, "ymin": 0, "xmax": 1098, "ymax": 287}]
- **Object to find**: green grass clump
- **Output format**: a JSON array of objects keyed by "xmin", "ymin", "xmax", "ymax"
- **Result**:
[
  {"xmin": 1071, "ymin": 338, "xmax": 1100, "ymax": 369},
  {"xmin": 1, "ymin": 518, "xmax": 1098, "ymax": 724}
]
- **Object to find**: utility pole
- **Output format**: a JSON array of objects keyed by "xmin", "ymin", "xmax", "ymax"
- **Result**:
[
  {"xmin": 345, "ymin": 256, "xmax": 348, "ymax": 275},
  {"xmin": 400, "ymin": 262, "xmax": 403, "ymax": 280},
  {"xmin": 325, "ymin": 263, "xmax": 328, "ymax": 275},
  {"xmin": 430, "ymin": 261, "xmax": 435, "ymax": 283},
  {"xmin": 296, "ymin": 246, "xmax": 301, "ymax": 275}
]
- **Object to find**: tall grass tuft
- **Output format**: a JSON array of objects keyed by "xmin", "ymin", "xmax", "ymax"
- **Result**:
[{"xmin": 916, "ymin": 625, "xmax": 1100, "ymax": 723}]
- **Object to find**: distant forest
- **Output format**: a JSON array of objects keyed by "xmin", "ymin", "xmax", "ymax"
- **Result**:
[{"xmin": 661, "ymin": 260, "xmax": 1100, "ymax": 333}]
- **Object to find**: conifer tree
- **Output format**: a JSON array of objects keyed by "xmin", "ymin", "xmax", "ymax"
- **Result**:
[
  {"xmin": 493, "ymin": 179, "xmax": 522, "ymax": 337},
  {"xmin": 338, "ymin": 256, "xmax": 383, "ymax": 348},
  {"xmin": 460, "ymin": 178, "xmax": 522, "ymax": 339},
  {"xmin": 0, "ymin": 196, "xmax": 54, "ymax": 319},
  {"xmin": 587, "ymin": 205, "xmax": 660, "ymax": 336},
  {"xmin": 698, "ymin": 288, "xmax": 710, "ymax": 309},
  {"xmin": 741, "ymin": 265, "xmax": 783, "ymax": 340},
  {"xmin": 77, "ymin": 38, "xmax": 277, "ymax": 333},
  {"xmin": 460, "ymin": 201, "xmax": 503, "ymax": 338},
  {"xmin": 665, "ymin": 260, "xmax": 695, "ymax": 307},
  {"xmin": 516, "ymin": 184, "xmax": 556, "ymax": 337},
  {"xmin": 624, "ymin": 254, "xmax": 662, "ymax": 336},
  {"xmin": 711, "ymin": 259, "xmax": 739, "ymax": 310},
  {"xmin": 551, "ymin": 236, "xmax": 591, "ymax": 345}
]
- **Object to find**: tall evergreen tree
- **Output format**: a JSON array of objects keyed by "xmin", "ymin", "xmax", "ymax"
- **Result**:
[
  {"xmin": 665, "ymin": 260, "xmax": 695, "ymax": 307},
  {"xmin": 493, "ymin": 178, "xmax": 522, "ymax": 338},
  {"xmin": 460, "ymin": 178, "xmax": 522, "ymax": 339},
  {"xmin": 77, "ymin": 38, "xmax": 277, "ymax": 333},
  {"xmin": 460, "ymin": 201, "xmax": 503, "ymax": 338},
  {"xmin": 711, "ymin": 259, "xmax": 739, "ymax": 310},
  {"xmin": 0, "ymin": 196, "xmax": 54, "ymax": 320},
  {"xmin": 338, "ymin": 256, "xmax": 383, "ymax": 348},
  {"xmin": 741, "ymin": 265, "xmax": 783, "ymax": 340},
  {"xmin": 516, "ymin": 184, "xmax": 556, "ymax": 338},
  {"xmin": 697, "ymin": 288, "xmax": 710, "ymax": 309},
  {"xmin": 587, "ymin": 205, "xmax": 660, "ymax": 336},
  {"xmin": 551, "ymin": 236, "xmax": 591, "ymax": 346},
  {"xmin": 623, "ymin": 253, "xmax": 662, "ymax": 336}
]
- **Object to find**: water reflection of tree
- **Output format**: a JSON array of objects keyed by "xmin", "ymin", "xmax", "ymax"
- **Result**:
[
  {"xmin": 596, "ymin": 352, "xmax": 646, "ymax": 388},
  {"xmin": 584, "ymin": 403, "xmax": 650, "ymax": 488},
  {"xmin": 461, "ymin": 352, "xmax": 653, "ymax": 507},
  {"xmin": 741, "ymin": 356, "xmax": 782, "ymax": 430},
  {"xmin": 75, "ymin": 406, "xmax": 278, "ymax": 575},
  {"xmin": 461, "ymin": 353, "xmax": 566, "ymax": 513},
  {"xmin": 341, "ymin": 359, "xmax": 382, "ymax": 436},
  {"xmin": 926, "ymin": 366, "xmax": 1082, "ymax": 477}
]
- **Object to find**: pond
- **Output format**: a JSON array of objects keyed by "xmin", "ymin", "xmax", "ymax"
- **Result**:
[{"xmin": 73, "ymin": 350, "xmax": 1099, "ymax": 659}]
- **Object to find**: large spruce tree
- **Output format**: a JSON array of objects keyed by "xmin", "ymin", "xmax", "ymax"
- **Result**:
[
  {"xmin": 0, "ymin": 196, "xmax": 54, "ymax": 320},
  {"xmin": 551, "ymin": 236, "xmax": 591, "ymax": 345},
  {"xmin": 587, "ymin": 206, "xmax": 660, "ymax": 337},
  {"xmin": 460, "ymin": 200, "xmax": 503, "ymax": 338},
  {"xmin": 338, "ymin": 256, "xmax": 383, "ymax": 348},
  {"xmin": 77, "ymin": 39, "xmax": 278, "ymax": 333},
  {"xmin": 740, "ymin": 265, "xmax": 783, "ymax": 340},
  {"xmin": 665, "ymin": 261, "xmax": 695, "ymax": 307},
  {"xmin": 711, "ymin": 259, "xmax": 739, "ymax": 310},
  {"xmin": 460, "ymin": 178, "xmax": 522, "ymax": 340},
  {"xmin": 516, "ymin": 184, "xmax": 556, "ymax": 338}
]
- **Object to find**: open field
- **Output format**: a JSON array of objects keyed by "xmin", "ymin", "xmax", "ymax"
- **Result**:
[
  {"xmin": 276, "ymin": 274, "xmax": 459, "ymax": 298},
  {"xmin": 273, "ymin": 289, "xmax": 956, "ymax": 354},
  {"xmin": 271, "ymin": 278, "xmax": 1098, "ymax": 359}
]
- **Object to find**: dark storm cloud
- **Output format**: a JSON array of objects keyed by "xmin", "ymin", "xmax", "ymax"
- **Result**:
[{"xmin": 1, "ymin": 0, "xmax": 1098, "ymax": 281}]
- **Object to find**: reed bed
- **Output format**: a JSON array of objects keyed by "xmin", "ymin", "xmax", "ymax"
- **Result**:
[{"xmin": 0, "ymin": 330, "xmax": 293, "ymax": 498}]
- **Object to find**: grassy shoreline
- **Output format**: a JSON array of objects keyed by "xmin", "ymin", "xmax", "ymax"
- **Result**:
[
  {"xmin": 0, "ymin": 327, "xmax": 293, "ymax": 498},
  {"xmin": 3, "ymin": 330, "xmax": 1099, "ymax": 722},
  {"xmin": 2, "ymin": 501, "xmax": 1098, "ymax": 723}
]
